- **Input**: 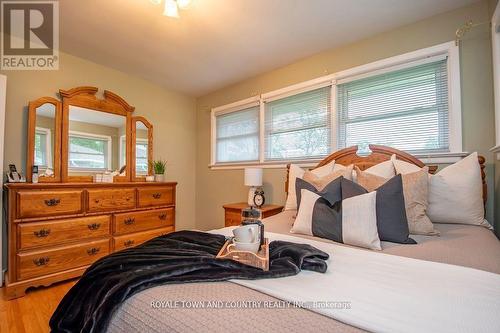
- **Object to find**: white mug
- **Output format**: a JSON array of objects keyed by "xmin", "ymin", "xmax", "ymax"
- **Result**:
[{"xmin": 232, "ymin": 224, "xmax": 260, "ymax": 243}]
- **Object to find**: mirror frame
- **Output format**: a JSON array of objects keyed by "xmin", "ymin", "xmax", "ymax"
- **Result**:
[
  {"xmin": 60, "ymin": 86, "xmax": 135, "ymax": 182},
  {"xmin": 27, "ymin": 97, "xmax": 62, "ymax": 183},
  {"xmin": 131, "ymin": 116, "xmax": 153, "ymax": 181}
]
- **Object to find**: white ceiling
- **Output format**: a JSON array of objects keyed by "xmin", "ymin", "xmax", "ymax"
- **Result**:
[
  {"xmin": 60, "ymin": 0, "xmax": 479, "ymax": 96},
  {"xmin": 69, "ymin": 106, "xmax": 125, "ymax": 127}
]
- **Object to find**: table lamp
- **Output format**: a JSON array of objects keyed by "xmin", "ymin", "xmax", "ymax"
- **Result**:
[{"xmin": 244, "ymin": 168, "xmax": 263, "ymax": 207}]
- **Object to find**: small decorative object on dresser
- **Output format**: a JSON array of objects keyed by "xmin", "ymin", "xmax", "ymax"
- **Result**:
[
  {"xmin": 223, "ymin": 202, "xmax": 283, "ymax": 227},
  {"xmin": 152, "ymin": 160, "xmax": 167, "ymax": 182}
]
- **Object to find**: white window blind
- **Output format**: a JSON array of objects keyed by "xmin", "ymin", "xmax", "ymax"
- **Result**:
[
  {"xmin": 337, "ymin": 58, "xmax": 449, "ymax": 154},
  {"xmin": 264, "ymin": 86, "xmax": 331, "ymax": 161},
  {"xmin": 215, "ymin": 106, "xmax": 259, "ymax": 163}
]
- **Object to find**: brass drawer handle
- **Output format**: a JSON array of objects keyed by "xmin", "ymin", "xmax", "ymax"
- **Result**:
[
  {"xmin": 87, "ymin": 247, "xmax": 100, "ymax": 256},
  {"xmin": 44, "ymin": 198, "xmax": 60, "ymax": 206},
  {"xmin": 124, "ymin": 217, "xmax": 135, "ymax": 225},
  {"xmin": 152, "ymin": 193, "xmax": 162, "ymax": 199},
  {"xmin": 158, "ymin": 213, "xmax": 167, "ymax": 220},
  {"xmin": 94, "ymin": 199, "xmax": 100, "ymax": 204},
  {"xmin": 34, "ymin": 228, "xmax": 51, "ymax": 238},
  {"xmin": 33, "ymin": 257, "xmax": 50, "ymax": 266},
  {"xmin": 124, "ymin": 240, "xmax": 134, "ymax": 247},
  {"xmin": 87, "ymin": 223, "xmax": 101, "ymax": 230}
]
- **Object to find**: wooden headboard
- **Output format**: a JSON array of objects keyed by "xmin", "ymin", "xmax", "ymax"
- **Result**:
[{"xmin": 285, "ymin": 144, "xmax": 487, "ymax": 204}]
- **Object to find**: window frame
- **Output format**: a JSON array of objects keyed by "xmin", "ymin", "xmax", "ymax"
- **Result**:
[
  {"xmin": 68, "ymin": 130, "xmax": 112, "ymax": 172},
  {"xmin": 210, "ymin": 41, "xmax": 463, "ymax": 169}
]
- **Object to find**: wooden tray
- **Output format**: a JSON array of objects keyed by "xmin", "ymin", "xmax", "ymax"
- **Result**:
[{"xmin": 216, "ymin": 238, "xmax": 269, "ymax": 271}]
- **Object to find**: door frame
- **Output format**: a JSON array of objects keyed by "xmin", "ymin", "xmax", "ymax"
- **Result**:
[
  {"xmin": 492, "ymin": 1, "xmax": 500, "ymax": 158},
  {"xmin": 0, "ymin": 74, "xmax": 6, "ymax": 286}
]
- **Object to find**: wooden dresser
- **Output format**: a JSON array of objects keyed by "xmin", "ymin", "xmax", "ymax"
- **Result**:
[{"xmin": 4, "ymin": 182, "xmax": 176, "ymax": 299}]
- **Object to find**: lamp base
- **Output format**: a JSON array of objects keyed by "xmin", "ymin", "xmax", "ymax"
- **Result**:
[{"xmin": 247, "ymin": 187, "xmax": 257, "ymax": 207}]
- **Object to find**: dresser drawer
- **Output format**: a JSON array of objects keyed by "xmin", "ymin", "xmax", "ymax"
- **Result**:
[
  {"xmin": 137, "ymin": 187, "xmax": 174, "ymax": 208},
  {"xmin": 17, "ymin": 239, "xmax": 109, "ymax": 280},
  {"xmin": 114, "ymin": 208, "xmax": 175, "ymax": 235},
  {"xmin": 17, "ymin": 190, "xmax": 83, "ymax": 219},
  {"xmin": 18, "ymin": 215, "xmax": 111, "ymax": 250},
  {"xmin": 113, "ymin": 226, "xmax": 174, "ymax": 251},
  {"xmin": 87, "ymin": 188, "xmax": 136, "ymax": 212}
]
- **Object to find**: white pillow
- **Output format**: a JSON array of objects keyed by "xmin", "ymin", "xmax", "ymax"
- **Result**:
[
  {"xmin": 284, "ymin": 160, "xmax": 335, "ymax": 210},
  {"xmin": 363, "ymin": 155, "xmax": 397, "ymax": 178},
  {"xmin": 426, "ymin": 152, "xmax": 491, "ymax": 228},
  {"xmin": 333, "ymin": 154, "xmax": 396, "ymax": 181}
]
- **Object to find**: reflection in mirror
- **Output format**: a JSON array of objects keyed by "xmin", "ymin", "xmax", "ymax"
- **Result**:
[
  {"xmin": 68, "ymin": 106, "xmax": 127, "ymax": 176},
  {"xmin": 135, "ymin": 121, "xmax": 149, "ymax": 175},
  {"xmin": 34, "ymin": 103, "xmax": 56, "ymax": 177}
]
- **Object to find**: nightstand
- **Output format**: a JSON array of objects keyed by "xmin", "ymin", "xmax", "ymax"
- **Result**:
[{"xmin": 223, "ymin": 203, "xmax": 284, "ymax": 227}]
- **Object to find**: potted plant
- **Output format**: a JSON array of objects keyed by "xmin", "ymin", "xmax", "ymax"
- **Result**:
[{"xmin": 151, "ymin": 160, "xmax": 167, "ymax": 182}]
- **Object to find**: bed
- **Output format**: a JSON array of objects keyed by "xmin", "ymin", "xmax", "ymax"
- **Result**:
[{"xmin": 97, "ymin": 146, "xmax": 500, "ymax": 332}]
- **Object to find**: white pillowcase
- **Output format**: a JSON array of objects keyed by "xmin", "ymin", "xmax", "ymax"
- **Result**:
[
  {"xmin": 363, "ymin": 155, "xmax": 397, "ymax": 178},
  {"xmin": 333, "ymin": 154, "xmax": 396, "ymax": 182},
  {"xmin": 394, "ymin": 153, "xmax": 491, "ymax": 229},
  {"xmin": 284, "ymin": 160, "xmax": 335, "ymax": 211},
  {"xmin": 427, "ymin": 153, "xmax": 491, "ymax": 228}
]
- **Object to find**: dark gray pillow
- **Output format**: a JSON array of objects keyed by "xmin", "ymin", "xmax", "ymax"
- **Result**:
[{"xmin": 295, "ymin": 177, "xmax": 342, "ymax": 209}]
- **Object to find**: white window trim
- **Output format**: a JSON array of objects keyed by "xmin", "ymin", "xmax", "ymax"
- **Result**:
[
  {"xmin": 69, "ymin": 130, "xmax": 112, "ymax": 172},
  {"xmin": 210, "ymin": 41, "xmax": 463, "ymax": 170},
  {"xmin": 35, "ymin": 126, "xmax": 53, "ymax": 169}
]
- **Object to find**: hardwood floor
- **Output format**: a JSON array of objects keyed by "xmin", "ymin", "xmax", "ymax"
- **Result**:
[{"xmin": 0, "ymin": 281, "xmax": 75, "ymax": 333}]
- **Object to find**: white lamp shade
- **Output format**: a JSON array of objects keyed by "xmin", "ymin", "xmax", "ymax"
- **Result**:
[{"xmin": 244, "ymin": 168, "xmax": 262, "ymax": 186}]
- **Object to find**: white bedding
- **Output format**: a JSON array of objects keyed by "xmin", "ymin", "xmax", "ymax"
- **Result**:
[{"xmin": 212, "ymin": 228, "xmax": 500, "ymax": 333}]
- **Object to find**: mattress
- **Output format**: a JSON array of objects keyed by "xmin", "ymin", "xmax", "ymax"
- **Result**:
[{"xmin": 107, "ymin": 212, "xmax": 500, "ymax": 333}]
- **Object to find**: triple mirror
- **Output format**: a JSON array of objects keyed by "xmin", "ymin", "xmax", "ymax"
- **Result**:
[{"xmin": 27, "ymin": 87, "xmax": 154, "ymax": 182}]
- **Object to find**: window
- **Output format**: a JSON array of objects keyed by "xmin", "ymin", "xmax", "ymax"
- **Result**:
[
  {"xmin": 337, "ymin": 57, "xmax": 449, "ymax": 154},
  {"xmin": 264, "ymin": 86, "xmax": 331, "ymax": 161},
  {"xmin": 119, "ymin": 136, "xmax": 149, "ymax": 174},
  {"xmin": 210, "ymin": 42, "xmax": 461, "ymax": 168},
  {"xmin": 135, "ymin": 140, "xmax": 149, "ymax": 174},
  {"xmin": 214, "ymin": 105, "xmax": 259, "ymax": 163},
  {"xmin": 34, "ymin": 127, "xmax": 52, "ymax": 169},
  {"xmin": 69, "ymin": 132, "xmax": 111, "ymax": 171}
]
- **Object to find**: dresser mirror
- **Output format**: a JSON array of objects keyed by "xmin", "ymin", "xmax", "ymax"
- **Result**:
[
  {"xmin": 27, "ymin": 86, "xmax": 155, "ymax": 183},
  {"xmin": 27, "ymin": 97, "xmax": 62, "ymax": 182},
  {"xmin": 60, "ymin": 86, "xmax": 134, "ymax": 182},
  {"xmin": 68, "ymin": 106, "xmax": 127, "ymax": 177},
  {"xmin": 131, "ymin": 117, "xmax": 153, "ymax": 180}
]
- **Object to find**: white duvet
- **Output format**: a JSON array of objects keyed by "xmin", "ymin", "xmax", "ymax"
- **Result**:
[{"xmin": 212, "ymin": 228, "xmax": 500, "ymax": 333}]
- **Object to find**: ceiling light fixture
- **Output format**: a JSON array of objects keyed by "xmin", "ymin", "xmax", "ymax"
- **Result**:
[{"xmin": 150, "ymin": 0, "xmax": 191, "ymax": 18}]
